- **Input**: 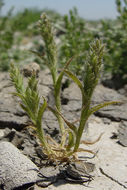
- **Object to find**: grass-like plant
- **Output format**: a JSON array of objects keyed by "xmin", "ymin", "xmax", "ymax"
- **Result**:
[
  {"xmin": 10, "ymin": 13, "xmax": 119, "ymax": 163},
  {"xmin": 99, "ymin": 0, "xmax": 127, "ymax": 87},
  {"xmin": 0, "ymin": 0, "xmax": 14, "ymax": 71}
]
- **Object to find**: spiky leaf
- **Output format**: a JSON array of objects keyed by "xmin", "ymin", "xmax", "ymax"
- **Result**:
[
  {"xmin": 36, "ymin": 97, "xmax": 47, "ymax": 127},
  {"xmin": 10, "ymin": 63, "xmax": 24, "ymax": 94}
]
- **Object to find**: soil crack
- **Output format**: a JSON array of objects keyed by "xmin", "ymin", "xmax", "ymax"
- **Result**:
[{"xmin": 99, "ymin": 167, "xmax": 127, "ymax": 189}]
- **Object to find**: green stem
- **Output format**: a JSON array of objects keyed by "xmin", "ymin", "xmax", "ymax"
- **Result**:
[
  {"xmin": 73, "ymin": 105, "xmax": 89, "ymax": 152},
  {"xmin": 51, "ymin": 65, "xmax": 66, "ymax": 147},
  {"xmin": 50, "ymin": 64, "xmax": 57, "ymax": 85},
  {"xmin": 55, "ymin": 90, "xmax": 66, "ymax": 147},
  {"xmin": 36, "ymin": 123, "xmax": 51, "ymax": 154}
]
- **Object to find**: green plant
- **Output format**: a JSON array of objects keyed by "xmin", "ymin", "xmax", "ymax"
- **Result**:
[
  {"xmin": 10, "ymin": 8, "xmax": 42, "ymax": 36},
  {"xmin": 0, "ymin": 0, "xmax": 14, "ymax": 71},
  {"xmin": 59, "ymin": 7, "xmax": 93, "ymax": 75},
  {"xmin": 99, "ymin": 0, "xmax": 127, "ymax": 87},
  {"xmin": 11, "ymin": 8, "xmax": 62, "ymax": 37},
  {"xmin": 116, "ymin": 0, "xmax": 127, "ymax": 29},
  {"xmin": 10, "ymin": 13, "xmax": 119, "ymax": 163}
]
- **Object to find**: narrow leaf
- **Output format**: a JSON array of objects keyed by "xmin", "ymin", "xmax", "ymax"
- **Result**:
[
  {"xmin": 55, "ymin": 107, "xmax": 78, "ymax": 135},
  {"xmin": 88, "ymin": 101, "xmax": 121, "ymax": 117},
  {"xmin": 30, "ymin": 50, "xmax": 47, "ymax": 63},
  {"xmin": 12, "ymin": 92, "xmax": 25, "ymax": 101},
  {"xmin": 55, "ymin": 57, "xmax": 74, "ymax": 96},
  {"xmin": 48, "ymin": 106, "xmax": 58, "ymax": 119},
  {"xmin": 48, "ymin": 106, "xmax": 77, "ymax": 134},
  {"xmin": 37, "ymin": 97, "xmax": 47, "ymax": 126},
  {"xmin": 64, "ymin": 69, "xmax": 86, "ymax": 102},
  {"xmin": 66, "ymin": 130, "xmax": 75, "ymax": 150},
  {"xmin": 46, "ymin": 135, "xmax": 58, "ymax": 146}
]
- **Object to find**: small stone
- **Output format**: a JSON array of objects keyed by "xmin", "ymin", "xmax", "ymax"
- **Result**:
[
  {"xmin": 118, "ymin": 121, "xmax": 127, "ymax": 147},
  {"xmin": 22, "ymin": 62, "xmax": 40, "ymax": 77},
  {"xmin": 102, "ymin": 118, "xmax": 111, "ymax": 124},
  {"xmin": 0, "ymin": 141, "xmax": 38, "ymax": 190},
  {"xmin": 0, "ymin": 129, "xmax": 5, "ymax": 138}
]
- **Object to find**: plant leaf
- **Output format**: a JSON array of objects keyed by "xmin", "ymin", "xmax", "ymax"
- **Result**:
[
  {"xmin": 55, "ymin": 57, "xmax": 74, "ymax": 96},
  {"xmin": 12, "ymin": 92, "xmax": 36, "ymax": 123},
  {"xmin": 36, "ymin": 97, "xmax": 47, "ymax": 127},
  {"xmin": 10, "ymin": 63, "xmax": 24, "ymax": 94},
  {"xmin": 66, "ymin": 130, "xmax": 75, "ymax": 150},
  {"xmin": 88, "ymin": 101, "xmax": 121, "ymax": 117},
  {"xmin": 48, "ymin": 106, "xmax": 78, "ymax": 135},
  {"xmin": 30, "ymin": 50, "xmax": 47, "ymax": 63},
  {"xmin": 48, "ymin": 106, "xmax": 59, "ymax": 119},
  {"xmin": 12, "ymin": 92, "xmax": 25, "ymax": 101},
  {"xmin": 55, "ymin": 107, "xmax": 78, "ymax": 135}
]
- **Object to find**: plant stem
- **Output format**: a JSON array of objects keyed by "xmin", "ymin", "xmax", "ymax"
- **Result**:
[
  {"xmin": 50, "ymin": 62, "xmax": 66, "ymax": 147},
  {"xmin": 51, "ymin": 67, "xmax": 57, "ymax": 86},
  {"xmin": 73, "ymin": 104, "xmax": 90, "ymax": 152},
  {"xmin": 39, "ymin": 13, "xmax": 66, "ymax": 147},
  {"xmin": 36, "ymin": 122, "xmax": 51, "ymax": 154},
  {"xmin": 55, "ymin": 93, "xmax": 66, "ymax": 146}
]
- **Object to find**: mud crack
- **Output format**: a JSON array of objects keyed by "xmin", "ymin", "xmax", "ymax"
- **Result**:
[{"xmin": 99, "ymin": 167, "xmax": 127, "ymax": 189}]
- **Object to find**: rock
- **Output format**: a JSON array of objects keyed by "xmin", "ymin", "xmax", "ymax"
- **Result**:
[
  {"xmin": 0, "ymin": 111, "xmax": 28, "ymax": 129},
  {"xmin": 39, "ymin": 166, "xmax": 60, "ymax": 178},
  {"xmin": 0, "ymin": 141, "xmax": 38, "ymax": 190},
  {"xmin": 0, "ymin": 127, "xmax": 48, "ymax": 168},
  {"xmin": 39, "ymin": 69, "xmax": 53, "ymax": 86},
  {"xmin": 0, "ymin": 129, "xmax": 5, "ymax": 138},
  {"xmin": 0, "ymin": 78, "xmax": 29, "ymax": 130},
  {"xmin": 63, "ymin": 82, "xmax": 81, "ymax": 100},
  {"xmin": 22, "ymin": 62, "xmax": 40, "ymax": 77},
  {"xmin": 63, "ymin": 99, "xmax": 81, "ymax": 111},
  {"xmin": 118, "ymin": 84, "xmax": 127, "ymax": 96},
  {"xmin": 102, "ymin": 117, "xmax": 111, "ymax": 124},
  {"xmin": 92, "ymin": 85, "xmax": 127, "ymax": 121},
  {"xmin": 63, "ymin": 82, "xmax": 127, "ymax": 122},
  {"xmin": 92, "ymin": 84, "xmax": 122, "ymax": 103},
  {"xmin": 118, "ymin": 121, "xmax": 127, "ymax": 146},
  {"xmin": 38, "ymin": 84, "xmax": 51, "ymax": 99},
  {"xmin": 0, "ymin": 92, "xmax": 28, "ymax": 129}
]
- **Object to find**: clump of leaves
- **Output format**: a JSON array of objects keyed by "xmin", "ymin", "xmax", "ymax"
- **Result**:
[
  {"xmin": 116, "ymin": 0, "xmax": 127, "ymax": 29},
  {"xmin": 100, "ymin": 0, "xmax": 127, "ymax": 88},
  {"xmin": 0, "ymin": 0, "xmax": 14, "ymax": 71},
  {"xmin": 10, "ymin": 13, "xmax": 119, "ymax": 163},
  {"xmin": 59, "ymin": 7, "xmax": 93, "ymax": 75}
]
